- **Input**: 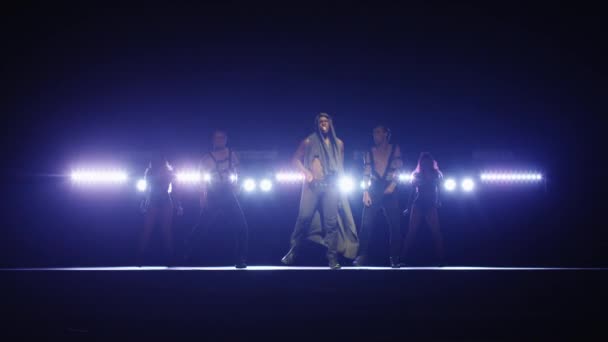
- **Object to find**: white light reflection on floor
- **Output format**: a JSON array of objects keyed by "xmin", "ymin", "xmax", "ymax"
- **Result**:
[{"xmin": 1, "ymin": 266, "xmax": 607, "ymax": 271}]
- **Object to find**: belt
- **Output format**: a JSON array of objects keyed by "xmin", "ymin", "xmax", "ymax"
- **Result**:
[{"xmin": 309, "ymin": 174, "xmax": 338, "ymax": 191}]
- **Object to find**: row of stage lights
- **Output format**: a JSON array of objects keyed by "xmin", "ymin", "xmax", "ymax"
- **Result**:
[
  {"xmin": 480, "ymin": 172, "xmax": 543, "ymax": 182},
  {"xmin": 70, "ymin": 169, "xmax": 544, "ymax": 194}
]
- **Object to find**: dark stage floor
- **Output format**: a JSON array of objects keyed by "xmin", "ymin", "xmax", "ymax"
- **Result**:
[{"xmin": 2, "ymin": 266, "xmax": 607, "ymax": 340}]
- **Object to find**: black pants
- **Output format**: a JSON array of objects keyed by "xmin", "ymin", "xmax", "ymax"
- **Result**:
[
  {"xmin": 358, "ymin": 192, "xmax": 401, "ymax": 259},
  {"xmin": 187, "ymin": 188, "xmax": 248, "ymax": 263},
  {"xmin": 289, "ymin": 181, "xmax": 340, "ymax": 258}
]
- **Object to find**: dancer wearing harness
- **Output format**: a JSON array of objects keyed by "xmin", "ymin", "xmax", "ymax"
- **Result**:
[
  {"xmin": 354, "ymin": 124, "xmax": 403, "ymax": 268},
  {"xmin": 185, "ymin": 129, "xmax": 248, "ymax": 269}
]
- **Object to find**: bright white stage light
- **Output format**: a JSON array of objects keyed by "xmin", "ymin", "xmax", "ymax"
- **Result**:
[
  {"xmin": 243, "ymin": 178, "xmax": 257, "ymax": 192},
  {"xmin": 360, "ymin": 180, "xmax": 370, "ymax": 190},
  {"xmin": 260, "ymin": 179, "xmax": 273, "ymax": 192},
  {"xmin": 462, "ymin": 178, "xmax": 475, "ymax": 192},
  {"xmin": 203, "ymin": 173, "xmax": 212, "ymax": 182},
  {"xmin": 398, "ymin": 173, "xmax": 413, "ymax": 182},
  {"xmin": 136, "ymin": 179, "xmax": 147, "ymax": 192},
  {"xmin": 176, "ymin": 171, "xmax": 201, "ymax": 183},
  {"xmin": 480, "ymin": 172, "xmax": 543, "ymax": 183},
  {"xmin": 444, "ymin": 178, "xmax": 457, "ymax": 192},
  {"xmin": 338, "ymin": 176, "xmax": 355, "ymax": 194},
  {"xmin": 230, "ymin": 173, "xmax": 238, "ymax": 183},
  {"xmin": 275, "ymin": 172, "xmax": 305, "ymax": 183},
  {"xmin": 71, "ymin": 169, "xmax": 128, "ymax": 184}
]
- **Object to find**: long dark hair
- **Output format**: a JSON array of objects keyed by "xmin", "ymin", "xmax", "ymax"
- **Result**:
[
  {"xmin": 413, "ymin": 152, "xmax": 442, "ymax": 177},
  {"xmin": 148, "ymin": 153, "xmax": 173, "ymax": 173}
]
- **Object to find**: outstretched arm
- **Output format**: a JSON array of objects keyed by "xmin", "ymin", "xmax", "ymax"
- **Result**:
[
  {"xmin": 385, "ymin": 144, "xmax": 403, "ymax": 194},
  {"xmin": 436, "ymin": 172, "xmax": 443, "ymax": 208},
  {"xmin": 198, "ymin": 155, "xmax": 211, "ymax": 210},
  {"xmin": 338, "ymin": 139, "xmax": 345, "ymax": 166},
  {"xmin": 170, "ymin": 171, "xmax": 183, "ymax": 216},
  {"xmin": 231, "ymin": 150, "xmax": 241, "ymax": 193},
  {"xmin": 362, "ymin": 150, "xmax": 372, "ymax": 206},
  {"xmin": 140, "ymin": 168, "xmax": 152, "ymax": 213},
  {"xmin": 403, "ymin": 174, "xmax": 417, "ymax": 216}
]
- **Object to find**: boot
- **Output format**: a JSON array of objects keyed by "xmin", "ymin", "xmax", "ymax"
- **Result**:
[
  {"xmin": 235, "ymin": 258, "xmax": 247, "ymax": 269},
  {"xmin": 281, "ymin": 247, "xmax": 297, "ymax": 265},
  {"xmin": 390, "ymin": 256, "xmax": 401, "ymax": 268},
  {"xmin": 328, "ymin": 253, "xmax": 341, "ymax": 270},
  {"xmin": 328, "ymin": 258, "xmax": 341, "ymax": 270},
  {"xmin": 353, "ymin": 255, "xmax": 368, "ymax": 267}
]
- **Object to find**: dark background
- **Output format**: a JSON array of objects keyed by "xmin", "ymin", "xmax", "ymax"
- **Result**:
[{"xmin": 0, "ymin": 2, "xmax": 603, "ymax": 267}]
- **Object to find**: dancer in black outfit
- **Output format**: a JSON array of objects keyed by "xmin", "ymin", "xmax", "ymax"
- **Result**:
[
  {"xmin": 354, "ymin": 124, "xmax": 403, "ymax": 267},
  {"xmin": 402, "ymin": 152, "xmax": 445, "ymax": 265},
  {"xmin": 138, "ymin": 154, "xmax": 183, "ymax": 266},
  {"xmin": 185, "ymin": 130, "xmax": 248, "ymax": 269}
]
